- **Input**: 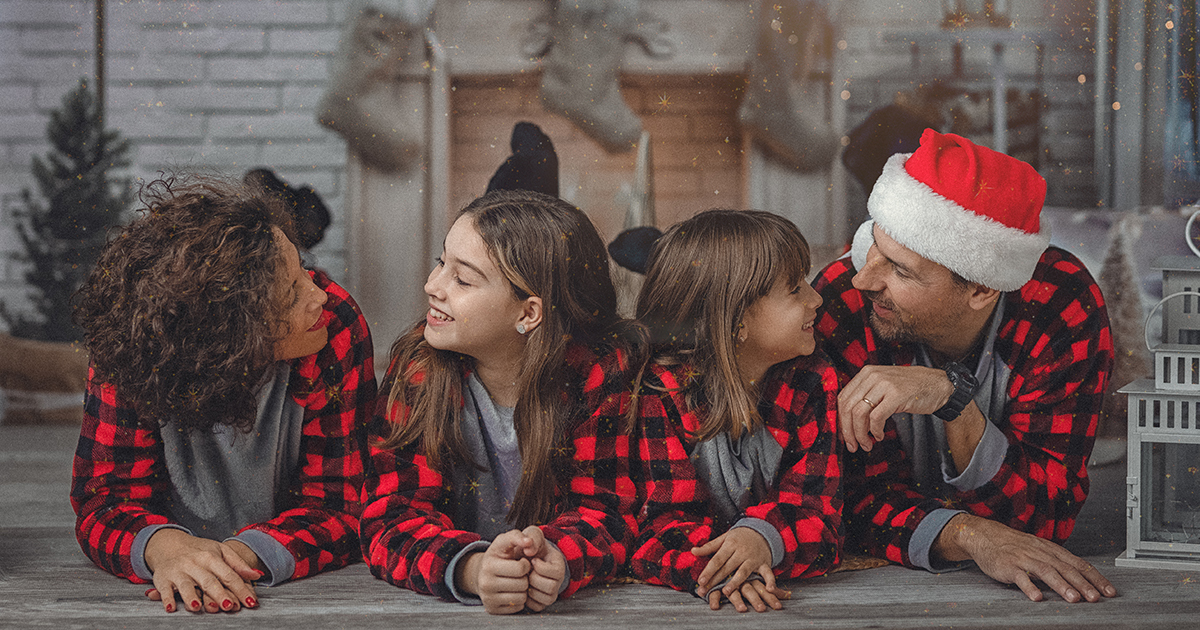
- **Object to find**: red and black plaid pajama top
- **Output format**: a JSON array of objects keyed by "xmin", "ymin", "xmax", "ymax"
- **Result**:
[
  {"xmin": 812, "ymin": 247, "xmax": 1113, "ymax": 569},
  {"xmin": 360, "ymin": 340, "xmax": 639, "ymax": 601},
  {"xmin": 628, "ymin": 355, "xmax": 843, "ymax": 592},
  {"xmin": 71, "ymin": 271, "xmax": 376, "ymax": 584}
]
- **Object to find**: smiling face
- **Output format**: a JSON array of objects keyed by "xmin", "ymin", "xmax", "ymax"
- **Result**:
[
  {"xmin": 272, "ymin": 227, "xmax": 330, "ymax": 361},
  {"xmin": 851, "ymin": 224, "xmax": 973, "ymax": 349},
  {"xmin": 737, "ymin": 274, "xmax": 823, "ymax": 384},
  {"xmin": 423, "ymin": 215, "xmax": 531, "ymax": 365}
]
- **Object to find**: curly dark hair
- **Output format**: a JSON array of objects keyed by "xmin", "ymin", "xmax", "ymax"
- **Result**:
[{"xmin": 75, "ymin": 174, "xmax": 299, "ymax": 432}]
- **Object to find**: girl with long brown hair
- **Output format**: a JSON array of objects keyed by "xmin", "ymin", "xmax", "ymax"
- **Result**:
[
  {"xmin": 628, "ymin": 209, "xmax": 842, "ymax": 612},
  {"xmin": 71, "ymin": 175, "xmax": 376, "ymax": 614},
  {"xmin": 360, "ymin": 189, "xmax": 641, "ymax": 614}
]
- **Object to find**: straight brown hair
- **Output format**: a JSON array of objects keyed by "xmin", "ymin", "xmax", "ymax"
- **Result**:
[
  {"xmin": 635, "ymin": 209, "xmax": 811, "ymax": 441},
  {"xmin": 378, "ymin": 189, "xmax": 638, "ymax": 527}
]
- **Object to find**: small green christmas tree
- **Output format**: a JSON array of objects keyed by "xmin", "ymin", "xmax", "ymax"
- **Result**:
[{"xmin": 1, "ymin": 79, "xmax": 132, "ymax": 342}]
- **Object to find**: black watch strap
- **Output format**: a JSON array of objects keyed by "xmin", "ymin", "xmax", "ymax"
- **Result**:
[{"xmin": 934, "ymin": 362, "xmax": 978, "ymax": 422}]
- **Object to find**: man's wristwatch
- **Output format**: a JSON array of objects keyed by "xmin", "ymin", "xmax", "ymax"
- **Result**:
[{"xmin": 933, "ymin": 362, "xmax": 978, "ymax": 422}]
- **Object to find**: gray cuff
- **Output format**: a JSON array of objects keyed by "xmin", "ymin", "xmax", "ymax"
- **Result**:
[
  {"xmin": 908, "ymin": 508, "xmax": 971, "ymax": 572},
  {"xmin": 544, "ymin": 539, "xmax": 572, "ymax": 594},
  {"xmin": 943, "ymin": 418, "xmax": 1007, "ymax": 492},
  {"xmin": 228, "ymin": 529, "xmax": 294, "ymax": 587},
  {"xmin": 132, "ymin": 524, "xmax": 192, "ymax": 581},
  {"xmin": 731, "ymin": 517, "xmax": 785, "ymax": 568},
  {"xmin": 445, "ymin": 540, "xmax": 490, "ymax": 605}
]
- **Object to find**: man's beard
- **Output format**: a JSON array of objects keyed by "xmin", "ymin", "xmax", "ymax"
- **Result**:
[{"xmin": 863, "ymin": 290, "xmax": 922, "ymax": 344}]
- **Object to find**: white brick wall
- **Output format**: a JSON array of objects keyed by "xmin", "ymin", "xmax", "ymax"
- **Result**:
[
  {"xmin": 0, "ymin": 0, "xmax": 350, "ymax": 332},
  {"xmin": 0, "ymin": 0, "xmax": 1102, "ymax": 334}
]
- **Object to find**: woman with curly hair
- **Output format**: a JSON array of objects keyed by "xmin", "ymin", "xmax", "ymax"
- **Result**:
[
  {"xmin": 628, "ymin": 209, "xmax": 842, "ymax": 613},
  {"xmin": 71, "ymin": 175, "xmax": 376, "ymax": 614},
  {"xmin": 360, "ymin": 189, "xmax": 642, "ymax": 614}
]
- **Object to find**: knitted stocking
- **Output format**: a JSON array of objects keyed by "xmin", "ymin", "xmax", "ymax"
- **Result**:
[
  {"xmin": 537, "ymin": 0, "xmax": 644, "ymax": 153},
  {"xmin": 317, "ymin": 1, "xmax": 433, "ymax": 172},
  {"xmin": 738, "ymin": 0, "xmax": 838, "ymax": 171}
]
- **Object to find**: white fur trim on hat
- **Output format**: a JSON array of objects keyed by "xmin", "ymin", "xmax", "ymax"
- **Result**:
[
  {"xmin": 850, "ymin": 219, "xmax": 873, "ymax": 272},
  {"xmin": 864, "ymin": 153, "xmax": 1051, "ymax": 291}
]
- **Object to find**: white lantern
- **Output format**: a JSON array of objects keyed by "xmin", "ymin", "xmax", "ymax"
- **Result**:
[{"xmin": 1117, "ymin": 248, "xmax": 1200, "ymax": 569}]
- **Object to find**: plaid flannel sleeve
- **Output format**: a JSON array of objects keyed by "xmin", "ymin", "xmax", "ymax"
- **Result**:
[
  {"xmin": 359, "ymin": 400, "xmax": 483, "ymax": 601},
  {"xmin": 627, "ymin": 365, "xmax": 716, "ymax": 592},
  {"xmin": 71, "ymin": 371, "xmax": 174, "ymax": 583},
  {"xmin": 946, "ymin": 248, "xmax": 1112, "ymax": 543},
  {"xmin": 70, "ymin": 273, "xmax": 375, "ymax": 583},
  {"xmin": 814, "ymin": 249, "xmax": 1114, "ymax": 565},
  {"xmin": 814, "ymin": 257, "xmax": 944, "ymax": 565},
  {"xmin": 542, "ymin": 343, "xmax": 643, "ymax": 595},
  {"xmin": 745, "ymin": 355, "xmax": 843, "ymax": 581},
  {"xmin": 361, "ymin": 344, "xmax": 639, "ymax": 600},
  {"xmin": 240, "ymin": 272, "xmax": 376, "ymax": 581},
  {"xmin": 838, "ymin": 420, "xmax": 950, "ymax": 565},
  {"xmin": 629, "ymin": 358, "xmax": 844, "ymax": 591},
  {"xmin": 541, "ymin": 344, "xmax": 640, "ymax": 597}
]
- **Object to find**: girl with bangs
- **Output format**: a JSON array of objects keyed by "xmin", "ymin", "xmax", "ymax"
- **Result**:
[
  {"xmin": 72, "ymin": 175, "xmax": 376, "ymax": 614},
  {"xmin": 360, "ymin": 189, "xmax": 642, "ymax": 614},
  {"xmin": 629, "ymin": 209, "xmax": 842, "ymax": 612}
]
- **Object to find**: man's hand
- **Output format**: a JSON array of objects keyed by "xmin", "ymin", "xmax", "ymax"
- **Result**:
[
  {"xmin": 691, "ymin": 527, "xmax": 776, "ymax": 605},
  {"xmin": 837, "ymin": 365, "xmax": 953, "ymax": 452},
  {"xmin": 143, "ymin": 529, "xmax": 262, "ymax": 613},
  {"xmin": 519, "ymin": 525, "xmax": 567, "ymax": 612},
  {"xmin": 935, "ymin": 513, "xmax": 1118, "ymax": 603},
  {"xmin": 456, "ymin": 530, "xmax": 533, "ymax": 615}
]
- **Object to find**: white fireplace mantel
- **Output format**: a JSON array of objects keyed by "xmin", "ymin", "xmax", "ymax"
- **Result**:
[{"xmin": 432, "ymin": 0, "xmax": 756, "ymax": 76}]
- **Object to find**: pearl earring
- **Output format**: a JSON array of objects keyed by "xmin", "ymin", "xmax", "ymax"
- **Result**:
[{"xmin": 517, "ymin": 323, "xmax": 527, "ymax": 335}]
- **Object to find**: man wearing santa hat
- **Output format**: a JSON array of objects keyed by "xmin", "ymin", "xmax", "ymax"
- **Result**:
[{"xmin": 813, "ymin": 129, "xmax": 1117, "ymax": 603}]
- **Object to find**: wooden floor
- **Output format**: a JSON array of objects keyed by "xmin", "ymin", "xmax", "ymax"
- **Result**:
[{"xmin": 3, "ymin": 425, "xmax": 1200, "ymax": 629}]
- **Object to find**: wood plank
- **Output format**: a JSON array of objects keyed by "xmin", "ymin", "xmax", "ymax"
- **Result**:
[{"xmin": 4, "ymin": 425, "xmax": 1200, "ymax": 629}]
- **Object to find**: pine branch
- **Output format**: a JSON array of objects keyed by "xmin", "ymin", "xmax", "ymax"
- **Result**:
[{"xmin": 1, "ymin": 78, "xmax": 132, "ymax": 342}]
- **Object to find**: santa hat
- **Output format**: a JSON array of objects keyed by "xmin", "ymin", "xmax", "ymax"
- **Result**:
[{"xmin": 850, "ymin": 129, "xmax": 1050, "ymax": 291}]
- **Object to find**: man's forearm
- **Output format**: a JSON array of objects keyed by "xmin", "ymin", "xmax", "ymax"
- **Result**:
[{"xmin": 930, "ymin": 512, "xmax": 976, "ymax": 564}]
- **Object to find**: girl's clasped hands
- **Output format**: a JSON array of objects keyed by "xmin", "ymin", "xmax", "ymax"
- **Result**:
[{"xmin": 457, "ymin": 527, "xmax": 567, "ymax": 613}]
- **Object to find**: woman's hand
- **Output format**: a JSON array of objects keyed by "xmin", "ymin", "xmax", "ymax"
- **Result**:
[
  {"xmin": 520, "ymin": 525, "xmax": 566, "ymax": 612},
  {"xmin": 456, "ymin": 530, "xmax": 534, "ymax": 614},
  {"xmin": 143, "ymin": 529, "xmax": 262, "ymax": 613},
  {"xmin": 691, "ymin": 527, "xmax": 777, "ymax": 606}
]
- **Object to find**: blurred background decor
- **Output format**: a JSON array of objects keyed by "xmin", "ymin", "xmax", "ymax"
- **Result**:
[
  {"xmin": 0, "ymin": 79, "xmax": 130, "ymax": 343},
  {"xmin": 0, "ymin": 79, "xmax": 128, "ymax": 425}
]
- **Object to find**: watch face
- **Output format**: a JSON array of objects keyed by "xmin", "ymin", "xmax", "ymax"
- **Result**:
[
  {"xmin": 936, "ymin": 362, "xmax": 978, "ymax": 422},
  {"xmin": 948, "ymin": 362, "xmax": 977, "ymax": 389}
]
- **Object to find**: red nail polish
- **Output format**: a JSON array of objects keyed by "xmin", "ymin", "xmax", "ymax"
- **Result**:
[
  {"xmin": 166, "ymin": 603, "xmax": 175, "ymax": 613},
  {"xmin": 144, "ymin": 588, "xmax": 154, "ymax": 596},
  {"xmin": 191, "ymin": 600, "xmax": 200, "ymax": 610},
  {"xmin": 224, "ymin": 599, "xmax": 235, "ymax": 610},
  {"xmin": 246, "ymin": 597, "xmax": 258, "ymax": 608}
]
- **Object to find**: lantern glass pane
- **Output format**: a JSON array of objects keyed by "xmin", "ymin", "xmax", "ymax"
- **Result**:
[{"xmin": 1141, "ymin": 442, "xmax": 1200, "ymax": 544}]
